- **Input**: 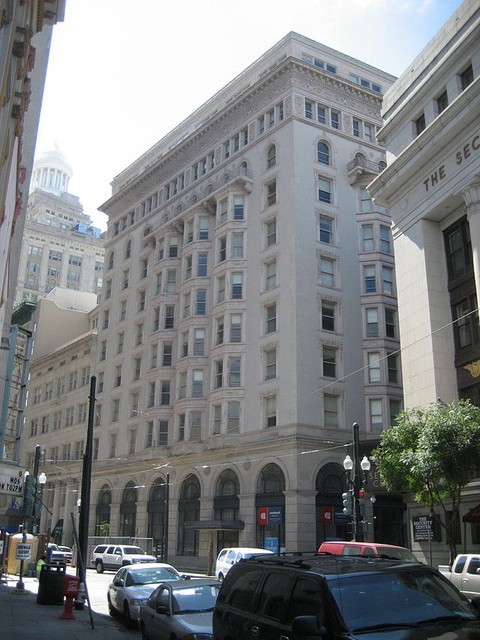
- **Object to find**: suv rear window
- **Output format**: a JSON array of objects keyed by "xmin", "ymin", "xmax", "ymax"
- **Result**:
[
  {"xmin": 220, "ymin": 564, "xmax": 263, "ymax": 612},
  {"xmin": 94, "ymin": 545, "xmax": 108, "ymax": 554}
]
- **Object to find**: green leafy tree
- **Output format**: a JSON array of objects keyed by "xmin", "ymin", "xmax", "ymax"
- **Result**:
[{"xmin": 372, "ymin": 399, "xmax": 480, "ymax": 562}]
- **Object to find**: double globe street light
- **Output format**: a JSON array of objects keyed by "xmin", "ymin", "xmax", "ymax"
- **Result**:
[{"xmin": 342, "ymin": 422, "xmax": 371, "ymax": 542}]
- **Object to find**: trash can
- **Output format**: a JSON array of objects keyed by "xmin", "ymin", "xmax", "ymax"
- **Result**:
[{"xmin": 37, "ymin": 563, "xmax": 66, "ymax": 605}]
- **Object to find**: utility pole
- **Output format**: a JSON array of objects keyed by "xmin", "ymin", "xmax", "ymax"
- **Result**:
[{"xmin": 77, "ymin": 376, "xmax": 96, "ymax": 585}]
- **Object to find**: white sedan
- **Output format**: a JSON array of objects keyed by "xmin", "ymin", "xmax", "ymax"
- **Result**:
[{"xmin": 107, "ymin": 562, "xmax": 186, "ymax": 627}]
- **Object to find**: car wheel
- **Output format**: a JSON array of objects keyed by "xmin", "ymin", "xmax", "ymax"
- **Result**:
[
  {"xmin": 140, "ymin": 622, "xmax": 149, "ymax": 640},
  {"xmin": 107, "ymin": 595, "xmax": 116, "ymax": 617},
  {"xmin": 95, "ymin": 560, "xmax": 104, "ymax": 573},
  {"xmin": 123, "ymin": 601, "xmax": 137, "ymax": 629}
]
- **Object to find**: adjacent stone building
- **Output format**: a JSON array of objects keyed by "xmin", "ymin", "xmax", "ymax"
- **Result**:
[{"xmin": 369, "ymin": 0, "xmax": 480, "ymax": 564}]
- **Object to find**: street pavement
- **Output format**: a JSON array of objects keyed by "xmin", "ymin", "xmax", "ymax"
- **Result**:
[{"xmin": 0, "ymin": 571, "xmax": 133, "ymax": 639}]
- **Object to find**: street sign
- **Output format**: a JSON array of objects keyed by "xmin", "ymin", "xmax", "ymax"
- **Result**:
[{"xmin": 15, "ymin": 543, "xmax": 32, "ymax": 560}]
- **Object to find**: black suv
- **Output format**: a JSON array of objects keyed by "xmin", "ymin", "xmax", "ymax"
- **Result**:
[{"xmin": 213, "ymin": 553, "xmax": 480, "ymax": 639}]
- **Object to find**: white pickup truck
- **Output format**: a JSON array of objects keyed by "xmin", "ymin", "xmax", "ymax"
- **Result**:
[{"xmin": 439, "ymin": 554, "xmax": 480, "ymax": 599}]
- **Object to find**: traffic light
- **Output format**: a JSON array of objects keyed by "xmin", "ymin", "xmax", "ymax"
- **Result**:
[
  {"xmin": 342, "ymin": 491, "xmax": 352, "ymax": 515},
  {"xmin": 22, "ymin": 474, "xmax": 36, "ymax": 518}
]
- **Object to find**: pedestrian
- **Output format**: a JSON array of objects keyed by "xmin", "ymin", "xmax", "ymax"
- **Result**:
[{"xmin": 36, "ymin": 554, "xmax": 46, "ymax": 579}]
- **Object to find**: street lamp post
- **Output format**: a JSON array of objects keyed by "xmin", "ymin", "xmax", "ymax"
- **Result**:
[
  {"xmin": 343, "ymin": 422, "xmax": 371, "ymax": 542},
  {"xmin": 35, "ymin": 472, "xmax": 47, "ymax": 533}
]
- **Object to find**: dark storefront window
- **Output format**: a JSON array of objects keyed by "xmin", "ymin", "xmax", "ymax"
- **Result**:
[
  {"xmin": 255, "ymin": 463, "xmax": 285, "ymax": 552},
  {"xmin": 215, "ymin": 469, "xmax": 240, "ymax": 551},
  {"xmin": 120, "ymin": 482, "xmax": 137, "ymax": 538},
  {"xmin": 148, "ymin": 476, "xmax": 168, "ymax": 560},
  {"xmin": 95, "ymin": 484, "xmax": 111, "ymax": 535},
  {"xmin": 177, "ymin": 474, "xmax": 200, "ymax": 556}
]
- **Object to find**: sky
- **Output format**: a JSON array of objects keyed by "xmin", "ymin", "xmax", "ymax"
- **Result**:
[{"xmin": 34, "ymin": 0, "xmax": 465, "ymax": 230}]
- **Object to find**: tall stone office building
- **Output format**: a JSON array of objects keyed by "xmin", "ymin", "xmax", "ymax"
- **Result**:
[
  {"xmin": 15, "ymin": 148, "xmax": 105, "ymax": 306},
  {"xmin": 91, "ymin": 33, "xmax": 400, "ymax": 568}
]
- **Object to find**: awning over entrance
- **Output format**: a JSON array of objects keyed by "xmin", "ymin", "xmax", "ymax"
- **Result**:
[
  {"xmin": 183, "ymin": 519, "xmax": 244, "ymax": 531},
  {"xmin": 463, "ymin": 505, "xmax": 480, "ymax": 523}
]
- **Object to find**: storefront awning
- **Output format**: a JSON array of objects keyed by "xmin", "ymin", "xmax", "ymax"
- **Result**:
[
  {"xmin": 463, "ymin": 505, "xmax": 480, "ymax": 523},
  {"xmin": 183, "ymin": 519, "xmax": 244, "ymax": 531}
]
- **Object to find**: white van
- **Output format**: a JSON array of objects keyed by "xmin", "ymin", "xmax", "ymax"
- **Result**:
[{"xmin": 215, "ymin": 547, "xmax": 274, "ymax": 581}]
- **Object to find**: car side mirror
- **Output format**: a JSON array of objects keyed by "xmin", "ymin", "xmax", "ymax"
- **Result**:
[
  {"xmin": 181, "ymin": 574, "xmax": 191, "ymax": 580},
  {"xmin": 156, "ymin": 605, "xmax": 170, "ymax": 615},
  {"xmin": 114, "ymin": 579, "xmax": 123, "ymax": 587},
  {"xmin": 292, "ymin": 615, "xmax": 326, "ymax": 638}
]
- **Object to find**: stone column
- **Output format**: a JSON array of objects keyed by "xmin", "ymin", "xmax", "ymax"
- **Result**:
[{"xmin": 462, "ymin": 179, "xmax": 480, "ymax": 310}]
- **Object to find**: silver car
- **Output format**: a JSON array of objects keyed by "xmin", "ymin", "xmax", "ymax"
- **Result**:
[
  {"xmin": 107, "ymin": 562, "xmax": 185, "ymax": 627},
  {"xmin": 139, "ymin": 578, "xmax": 220, "ymax": 640}
]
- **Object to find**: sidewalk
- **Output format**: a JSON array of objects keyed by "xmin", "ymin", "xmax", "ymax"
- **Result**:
[{"xmin": 0, "ymin": 573, "xmax": 132, "ymax": 639}]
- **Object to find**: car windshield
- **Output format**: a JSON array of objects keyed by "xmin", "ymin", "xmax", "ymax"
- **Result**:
[
  {"xmin": 123, "ymin": 546, "xmax": 146, "ymax": 555},
  {"xmin": 173, "ymin": 584, "xmax": 220, "ymax": 613},
  {"xmin": 330, "ymin": 570, "xmax": 476, "ymax": 631},
  {"xmin": 128, "ymin": 567, "xmax": 181, "ymax": 585}
]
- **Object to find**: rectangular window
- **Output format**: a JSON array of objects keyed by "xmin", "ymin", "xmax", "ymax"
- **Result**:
[
  {"xmin": 362, "ymin": 225, "xmax": 374, "ymax": 251},
  {"xmin": 415, "ymin": 113, "xmax": 426, "ymax": 136},
  {"xmin": 230, "ymin": 313, "xmax": 242, "ymax": 342},
  {"xmin": 321, "ymin": 301, "xmax": 335, "ymax": 331},
  {"xmin": 360, "ymin": 187, "xmax": 372, "ymax": 212},
  {"xmin": 366, "ymin": 307, "xmax": 379, "ymax": 338},
  {"xmin": 319, "ymin": 257, "xmax": 334, "ymax": 287},
  {"xmin": 217, "ymin": 275, "xmax": 225, "ymax": 303},
  {"xmin": 135, "ymin": 322, "xmax": 144, "ymax": 346},
  {"xmin": 160, "ymin": 380, "xmax": 171, "ymax": 405},
  {"xmin": 198, "ymin": 216, "xmax": 209, "ymax": 240},
  {"xmin": 227, "ymin": 402, "xmax": 240, "ymax": 433},
  {"xmin": 265, "ymin": 349, "xmax": 277, "ymax": 380},
  {"xmin": 197, "ymin": 252, "xmax": 208, "ymax": 276},
  {"xmin": 319, "ymin": 215, "xmax": 333, "ymax": 244},
  {"xmin": 231, "ymin": 232, "xmax": 244, "ymax": 259},
  {"xmin": 305, "ymin": 99, "xmax": 313, "ymax": 119},
  {"xmin": 178, "ymin": 414, "xmax": 185, "ymax": 442},
  {"xmin": 178, "ymin": 372, "xmax": 187, "ymax": 399},
  {"xmin": 436, "ymin": 90, "xmax": 448, "ymax": 114},
  {"xmin": 364, "ymin": 265, "xmax": 376, "ymax": 293},
  {"xmin": 330, "ymin": 110, "xmax": 340, "ymax": 129},
  {"xmin": 218, "ymin": 197, "xmax": 228, "ymax": 224},
  {"xmin": 213, "ymin": 405, "xmax": 222, "ymax": 434},
  {"xmin": 120, "ymin": 299, "xmax": 127, "ymax": 321},
  {"xmin": 183, "ymin": 291, "xmax": 191, "ymax": 319},
  {"xmin": 318, "ymin": 177, "xmax": 332, "ymax": 204},
  {"xmin": 387, "ymin": 352, "xmax": 399, "ymax": 384},
  {"xmin": 181, "ymin": 331, "xmax": 189, "ymax": 357},
  {"xmin": 193, "ymin": 328, "xmax": 205, "ymax": 355},
  {"xmin": 163, "ymin": 342, "xmax": 172, "ymax": 366},
  {"xmin": 147, "ymin": 381, "xmax": 156, "ymax": 407},
  {"xmin": 370, "ymin": 399, "xmax": 383, "ymax": 432},
  {"xmin": 380, "ymin": 225, "xmax": 391, "ymax": 253},
  {"xmin": 196, "ymin": 289, "xmax": 206, "ymax": 315},
  {"xmin": 190, "ymin": 411, "xmax": 202, "ymax": 441},
  {"xmin": 184, "ymin": 255, "xmax": 192, "ymax": 280},
  {"xmin": 265, "ymin": 396, "xmax": 277, "ymax": 428},
  {"xmin": 460, "ymin": 64, "xmax": 473, "ymax": 90},
  {"xmin": 231, "ymin": 273, "xmax": 243, "ymax": 299},
  {"xmin": 215, "ymin": 360, "xmax": 223, "ymax": 389},
  {"xmin": 324, "ymin": 394, "xmax": 338, "ymax": 427},
  {"xmin": 265, "ymin": 260, "xmax": 277, "ymax": 290},
  {"xmin": 323, "ymin": 346, "xmax": 336, "ymax": 378},
  {"xmin": 266, "ymin": 219, "xmax": 277, "ymax": 247},
  {"xmin": 165, "ymin": 305, "xmax": 175, "ymax": 329},
  {"xmin": 218, "ymin": 236, "xmax": 227, "ymax": 263},
  {"xmin": 138, "ymin": 290, "xmax": 146, "ymax": 312},
  {"xmin": 133, "ymin": 357, "xmax": 141, "ymax": 380},
  {"xmin": 382, "ymin": 266, "xmax": 394, "ymax": 294},
  {"xmin": 266, "ymin": 180, "xmax": 277, "ymax": 206},
  {"xmin": 385, "ymin": 308, "xmax": 396, "ymax": 338},
  {"xmin": 158, "ymin": 420, "xmax": 168, "ymax": 446},
  {"xmin": 228, "ymin": 357, "xmax": 241, "ymax": 387},
  {"xmin": 192, "ymin": 370, "xmax": 204, "ymax": 398},
  {"xmin": 265, "ymin": 303, "xmax": 277, "ymax": 334},
  {"xmin": 216, "ymin": 317, "xmax": 224, "ymax": 345},
  {"xmin": 111, "ymin": 398, "xmax": 120, "ymax": 423},
  {"xmin": 368, "ymin": 352, "xmax": 381, "ymax": 383},
  {"xmin": 353, "ymin": 119, "xmax": 360, "ymax": 137},
  {"xmin": 169, "ymin": 237, "xmax": 178, "ymax": 258},
  {"xmin": 166, "ymin": 269, "xmax": 177, "ymax": 292},
  {"xmin": 233, "ymin": 196, "xmax": 244, "ymax": 220}
]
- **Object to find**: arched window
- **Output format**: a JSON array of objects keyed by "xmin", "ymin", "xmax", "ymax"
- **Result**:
[
  {"xmin": 318, "ymin": 141, "xmax": 330, "ymax": 165},
  {"xmin": 120, "ymin": 481, "xmax": 137, "ymax": 538},
  {"xmin": 148, "ymin": 476, "xmax": 168, "ymax": 561},
  {"xmin": 95, "ymin": 484, "xmax": 111, "ymax": 536},
  {"xmin": 255, "ymin": 463, "xmax": 285, "ymax": 551},
  {"xmin": 378, "ymin": 160, "xmax": 387, "ymax": 172},
  {"xmin": 315, "ymin": 463, "xmax": 346, "ymax": 548},
  {"xmin": 215, "ymin": 469, "xmax": 241, "ymax": 551},
  {"xmin": 266, "ymin": 144, "xmax": 277, "ymax": 169},
  {"xmin": 177, "ymin": 474, "xmax": 200, "ymax": 556}
]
